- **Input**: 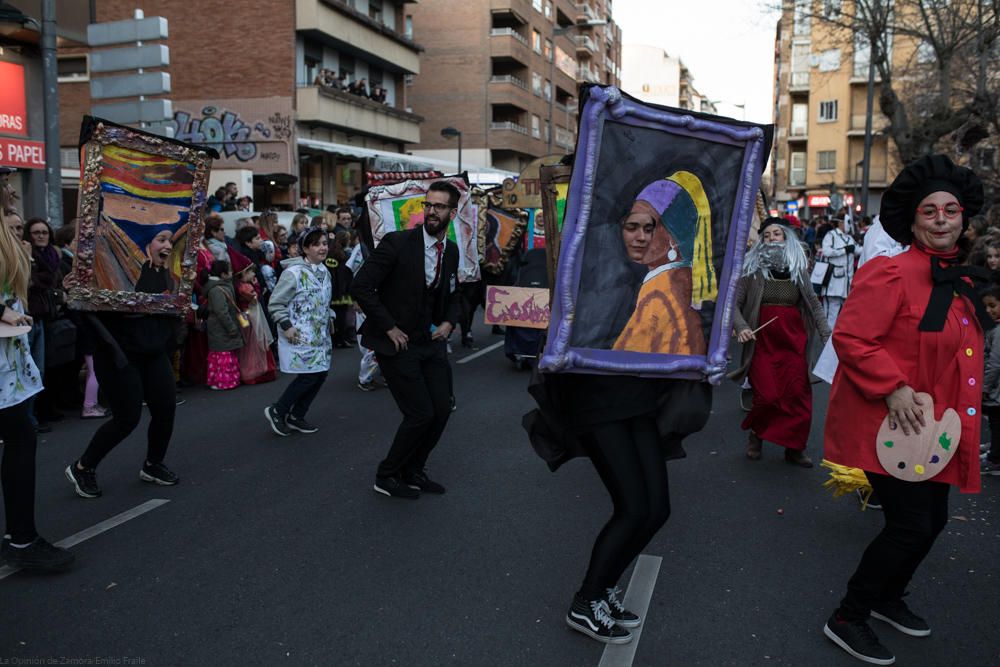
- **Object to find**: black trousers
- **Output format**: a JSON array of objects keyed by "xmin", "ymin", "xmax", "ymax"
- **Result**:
[
  {"xmin": 578, "ymin": 415, "xmax": 671, "ymax": 600},
  {"xmin": 837, "ymin": 472, "xmax": 950, "ymax": 621},
  {"xmin": 376, "ymin": 340, "xmax": 452, "ymax": 478},
  {"xmin": 1, "ymin": 401, "xmax": 38, "ymax": 543},
  {"xmin": 80, "ymin": 346, "xmax": 176, "ymax": 469},
  {"xmin": 458, "ymin": 281, "xmax": 484, "ymax": 338},
  {"xmin": 985, "ymin": 405, "xmax": 1000, "ymax": 463},
  {"xmin": 274, "ymin": 371, "xmax": 328, "ymax": 419}
]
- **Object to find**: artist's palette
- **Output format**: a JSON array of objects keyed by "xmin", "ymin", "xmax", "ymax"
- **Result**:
[
  {"xmin": 875, "ymin": 392, "xmax": 960, "ymax": 482},
  {"xmin": 0, "ymin": 322, "xmax": 32, "ymax": 338}
]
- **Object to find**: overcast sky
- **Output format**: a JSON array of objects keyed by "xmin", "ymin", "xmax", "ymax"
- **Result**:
[{"xmin": 615, "ymin": 0, "xmax": 781, "ymax": 123}]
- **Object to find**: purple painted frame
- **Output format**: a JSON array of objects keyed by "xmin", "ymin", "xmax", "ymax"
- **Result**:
[{"xmin": 538, "ymin": 86, "xmax": 768, "ymax": 384}]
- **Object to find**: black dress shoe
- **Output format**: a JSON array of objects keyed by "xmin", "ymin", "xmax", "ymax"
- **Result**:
[
  {"xmin": 374, "ymin": 475, "xmax": 420, "ymax": 499},
  {"xmin": 402, "ymin": 469, "xmax": 446, "ymax": 494}
]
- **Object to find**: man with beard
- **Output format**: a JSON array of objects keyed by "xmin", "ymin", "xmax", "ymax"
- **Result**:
[{"xmin": 351, "ymin": 180, "xmax": 462, "ymax": 499}]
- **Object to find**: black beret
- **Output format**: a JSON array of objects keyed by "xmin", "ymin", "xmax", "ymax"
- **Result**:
[
  {"xmin": 879, "ymin": 154, "xmax": 984, "ymax": 244},
  {"xmin": 759, "ymin": 216, "xmax": 785, "ymax": 236},
  {"xmin": 298, "ymin": 226, "xmax": 326, "ymax": 252}
]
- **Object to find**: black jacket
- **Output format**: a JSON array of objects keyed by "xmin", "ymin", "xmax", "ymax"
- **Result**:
[{"xmin": 351, "ymin": 228, "xmax": 461, "ymax": 356}]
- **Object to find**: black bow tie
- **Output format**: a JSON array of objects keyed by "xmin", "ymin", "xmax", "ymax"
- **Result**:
[{"xmin": 919, "ymin": 257, "xmax": 994, "ymax": 332}]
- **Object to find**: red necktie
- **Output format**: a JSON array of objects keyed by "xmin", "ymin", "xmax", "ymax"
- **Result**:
[{"xmin": 432, "ymin": 241, "xmax": 444, "ymax": 287}]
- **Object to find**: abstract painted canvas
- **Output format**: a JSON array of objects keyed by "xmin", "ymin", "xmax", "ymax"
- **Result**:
[
  {"xmin": 366, "ymin": 175, "xmax": 480, "ymax": 283},
  {"xmin": 539, "ymin": 86, "xmax": 773, "ymax": 382},
  {"xmin": 64, "ymin": 117, "xmax": 217, "ymax": 314}
]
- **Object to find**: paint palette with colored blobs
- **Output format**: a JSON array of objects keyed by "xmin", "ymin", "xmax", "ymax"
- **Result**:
[{"xmin": 876, "ymin": 392, "xmax": 961, "ymax": 482}]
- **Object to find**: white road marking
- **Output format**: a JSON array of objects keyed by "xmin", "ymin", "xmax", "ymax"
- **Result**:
[
  {"xmin": 0, "ymin": 499, "xmax": 169, "ymax": 580},
  {"xmin": 598, "ymin": 554, "xmax": 663, "ymax": 667},
  {"xmin": 456, "ymin": 340, "xmax": 505, "ymax": 364}
]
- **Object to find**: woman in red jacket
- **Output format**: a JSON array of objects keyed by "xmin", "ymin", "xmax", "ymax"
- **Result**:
[{"xmin": 822, "ymin": 155, "xmax": 988, "ymax": 665}]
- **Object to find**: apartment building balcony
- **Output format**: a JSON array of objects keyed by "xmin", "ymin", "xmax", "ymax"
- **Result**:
[
  {"xmin": 297, "ymin": 85, "xmax": 423, "ymax": 144},
  {"xmin": 489, "ymin": 76, "xmax": 533, "ymax": 109},
  {"xmin": 490, "ymin": 0, "xmax": 533, "ymax": 24},
  {"xmin": 577, "ymin": 67, "xmax": 600, "ymax": 84},
  {"xmin": 490, "ymin": 122, "xmax": 546, "ymax": 158},
  {"xmin": 788, "ymin": 72, "xmax": 810, "ymax": 92},
  {"xmin": 490, "ymin": 121, "xmax": 529, "ymax": 135},
  {"xmin": 574, "ymin": 34, "xmax": 597, "ymax": 55},
  {"xmin": 788, "ymin": 124, "xmax": 808, "ymax": 142},
  {"xmin": 555, "ymin": 126, "xmax": 575, "ymax": 150},
  {"xmin": 846, "ymin": 165, "xmax": 889, "ymax": 185},
  {"xmin": 490, "ymin": 28, "xmax": 534, "ymax": 65},
  {"xmin": 554, "ymin": 100, "xmax": 576, "ymax": 116},
  {"xmin": 297, "ymin": 0, "xmax": 421, "ymax": 74},
  {"xmin": 575, "ymin": 2, "xmax": 599, "ymax": 22},
  {"xmin": 847, "ymin": 114, "xmax": 890, "ymax": 136}
]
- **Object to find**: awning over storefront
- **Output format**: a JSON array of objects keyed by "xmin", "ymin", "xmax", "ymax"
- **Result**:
[{"xmin": 297, "ymin": 138, "xmax": 516, "ymax": 186}]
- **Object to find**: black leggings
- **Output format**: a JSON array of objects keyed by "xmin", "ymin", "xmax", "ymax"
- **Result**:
[
  {"xmin": 1, "ymin": 401, "xmax": 38, "ymax": 543},
  {"xmin": 80, "ymin": 346, "xmax": 176, "ymax": 469},
  {"xmin": 985, "ymin": 405, "xmax": 1000, "ymax": 463},
  {"xmin": 578, "ymin": 415, "xmax": 671, "ymax": 600},
  {"xmin": 837, "ymin": 472, "xmax": 949, "ymax": 621}
]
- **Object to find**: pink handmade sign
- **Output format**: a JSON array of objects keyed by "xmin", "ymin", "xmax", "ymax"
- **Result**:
[{"xmin": 484, "ymin": 286, "xmax": 550, "ymax": 329}]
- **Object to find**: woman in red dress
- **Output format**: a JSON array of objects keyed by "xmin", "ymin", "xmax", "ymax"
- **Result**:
[
  {"xmin": 731, "ymin": 219, "xmax": 830, "ymax": 466},
  {"xmin": 822, "ymin": 155, "xmax": 988, "ymax": 665}
]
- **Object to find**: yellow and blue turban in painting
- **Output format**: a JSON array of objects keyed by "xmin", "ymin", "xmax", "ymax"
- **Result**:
[{"xmin": 612, "ymin": 171, "xmax": 716, "ymax": 355}]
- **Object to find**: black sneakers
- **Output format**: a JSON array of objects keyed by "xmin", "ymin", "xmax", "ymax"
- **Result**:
[
  {"xmin": 566, "ymin": 595, "xmax": 632, "ymax": 644},
  {"xmin": 374, "ymin": 475, "xmax": 420, "ymax": 499},
  {"xmin": 605, "ymin": 586, "xmax": 641, "ymax": 628},
  {"xmin": 824, "ymin": 613, "xmax": 895, "ymax": 665},
  {"xmin": 140, "ymin": 462, "xmax": 179, "ymax": 486},
  {"xmin": 871, "ymin": 600, "xmax": 931, "ymax": 637},
  {"xmin": 65, "ymin": 462, "xmax": 101, "ymax": 499},
  {"xmin": 264, "ymin": 405, "xmax": 291, "ymax": 436},
  {"xmin": 286, "ymin": 415, "xmax": 319, "ymax": 434},
  {"xmin": 1, "ymin": 536, "xmax": 74, "ymax": 572},
  {"xmin": 403, "ymin": 469, "xmax": 446, "ymax": 494}
]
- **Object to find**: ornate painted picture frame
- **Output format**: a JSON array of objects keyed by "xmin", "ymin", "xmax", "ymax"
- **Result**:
[
  {"xmin": 477, "ymin": 193, "xmax": 527, "ymax": 275},
  {"xmin": 539, "ymin": 86, "xmax": 773, "ymax": 383},
  {"xmin": 365, "ymin": 174, "xmax": 480, "ymax": 283},
  {"xmin": 64, "ymin": 117, "xmax": 217, "ymax": 315}
]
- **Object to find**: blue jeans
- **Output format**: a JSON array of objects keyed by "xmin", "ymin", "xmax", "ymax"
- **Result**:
[{"xmin": 274, "ymin": 371, "xmax": 328, "ymax": 419}]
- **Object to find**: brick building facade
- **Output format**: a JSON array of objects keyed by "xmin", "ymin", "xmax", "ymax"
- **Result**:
[{"xmin": 406, "ymin": 0, "xmax": 621, "ymax": 173}]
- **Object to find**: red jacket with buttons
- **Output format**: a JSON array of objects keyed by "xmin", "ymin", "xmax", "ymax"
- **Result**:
[{"xmin": 824, "ymin": 243, "xmax": 982, "ymax": 493}]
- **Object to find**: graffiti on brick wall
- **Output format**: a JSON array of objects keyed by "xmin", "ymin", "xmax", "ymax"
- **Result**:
[{"xmin": 168, "ymin": 105, "xmax": 293, "ymax": 164}]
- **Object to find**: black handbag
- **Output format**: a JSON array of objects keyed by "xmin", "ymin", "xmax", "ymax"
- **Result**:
[{"xmin": 44, "ymin": 317, "xmax": 77, "ymax": 368}]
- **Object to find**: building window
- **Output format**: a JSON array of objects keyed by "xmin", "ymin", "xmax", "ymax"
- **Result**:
[
  {"xmin": 544, "ymin": 79, "xmax": 552, "ymax": 102},
  {"xmin": 369, "ymin": 0, "xmax": 384, "ymax": 23},
  {"xmin": 532, "ymin": 0, "xmax": 542, "ymax": 11},
  {"xmin": 533, "ymin": 29, "xmax": 542, "ymax": 53},
  {"xmin": 791, "ymin": 102, "xmax": 808, "ymax": 135},
  {"xmin": 532, "ymin": 72, "xmax": 543, "ymax": 96},
  {"xmin": 793, "ymin": 0, "xmax": 811, "ymax": 35},
  {"xmin": 790, "ymin": 152, "xmax": 806, "ymax": 185},
  {"xmin": 57, "ymin": 54, "xmax": 89, "ymax": 82},
  {"xmin": 544, "ymin": 119, "xmax": 551, "ymax": 143},
  {"xmin": 544, "ymin": 0, "xmax": 553, "ymax": 19},
  {"xmin": 817, "ymin": 150, "xmax": 836, "ymax": 172},
  {"xmin": 823, "ymin": 0, "xmax": 842, "ymax": 18},
  {"xmin": 544, "ymin": 38, "xmax": 553, "ymax": 62},
  {"xmin": 791, "ymin": 42, "xmax": 810, "ymax": 87},
  {"xmin": 531, "ymin": 114, "xmax": 541, "ymax": 138},
  {"xmin": 405, "ymin": 15, "xmax": 413, "ymax": 39},
  {"xmin": 818, "ymin": 100, "xmax": 838, "ymax": 122},
  {"xmin": 305, "ymin": 55, "xmax": 322, "ymax": 86}
]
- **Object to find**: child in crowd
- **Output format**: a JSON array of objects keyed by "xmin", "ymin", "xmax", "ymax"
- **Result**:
[
  {"xmin": 259, "ymin": 240, "xmax": 278, "ymax": 292},
  {"xmin": 235, "ymin": 260, "xmax": 276, "ymax": 385},
  {"xmin": 981, "ymin": 286, "xmax": 1000, "ymax": 476},
  {"xmin": 346, "ymin": 237, "xmax": 383, "ymax": 391},
  {"xmin": 264, "ymin": 228, "xmax": 333, "ymax": 436},
  {"xmin": 204, "ymin": 260, "xmax": 244, "ymax": 390}
]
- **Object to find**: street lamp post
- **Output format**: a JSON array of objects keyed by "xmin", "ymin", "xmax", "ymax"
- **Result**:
[{"xmin": 441, "ymin": 126, "xmax": 462, "ymax": 173}]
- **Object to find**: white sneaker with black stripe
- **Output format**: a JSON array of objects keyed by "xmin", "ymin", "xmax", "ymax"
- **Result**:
[{"xmin": 566, "ymin": 595, "xmax": 632, "ymax": 644}]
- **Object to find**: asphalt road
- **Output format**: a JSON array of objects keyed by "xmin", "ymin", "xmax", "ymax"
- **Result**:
[{"xmin": 2, "ymin": 323, "xmax": 998, "ymax": 666}]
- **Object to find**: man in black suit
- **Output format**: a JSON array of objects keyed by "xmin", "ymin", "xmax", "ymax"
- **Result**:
[{"xmin": 351, "ymin": 180, "xmax": 463, "ymax": 499}]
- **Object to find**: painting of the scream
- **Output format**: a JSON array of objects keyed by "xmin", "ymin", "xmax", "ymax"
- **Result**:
[
  {"xmin": 94, "ymin": 145, "xmax": 196, "ymax": 292},
  {"xmin": 65, "ymin": 117, "xmax": 215, "ymax": 315}
]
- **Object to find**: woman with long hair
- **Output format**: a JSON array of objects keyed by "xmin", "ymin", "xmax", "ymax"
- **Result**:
[
  {"xmin": 730, "ymin": 219, "xmax": 830, "ymax": 466},
  {"xmin": 256, "ymin": 209, "xmax": 283, "ymax": 269},
  {"xmin": 0, "ymin": 217, "xmax": 73, "ymax": 571}
]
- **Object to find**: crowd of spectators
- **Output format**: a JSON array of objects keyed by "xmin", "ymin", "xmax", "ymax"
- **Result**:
[{"xmin": 315, "ymin": 68, "xmax": 389, "ymax": 105}]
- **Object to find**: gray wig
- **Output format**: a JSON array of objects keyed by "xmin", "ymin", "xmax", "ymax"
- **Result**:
[{"xmin": 742, "ymin": 224, "xmax": 809, "ymax": 285}]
